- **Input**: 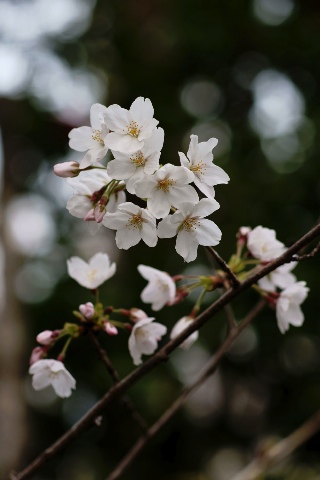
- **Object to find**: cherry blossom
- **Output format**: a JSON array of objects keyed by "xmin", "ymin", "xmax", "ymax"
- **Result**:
[
  {"xmin": 29, "ymin": 359, "xmax": 76, "ymax": 398},
  {"xmin": 67, "ymin": 253, "xmax": 116, "ymax": 289},
  {"xmin": 258, "ymin": 261, "xmax": 297, "ymax": 292},
  {"xmin": 179, "ymin": 134, "xmax": 229, "ymax": 198},
  {"xmin": 247, "ymin": 226, "xmax": 285, "ymax": 261},
  {"xmin": 104, "ymin": 97, "xmax": 159, "ymax": 154},
  {"xmin": 103, "ymin": 203, "xmax": 158, "ymax": 249},
  {"xmin": 137, "ymin": 265, "xmax": 176, "ymax": 311},
  {"xmin": 107, "ymin": 127, "xmax": 164, "ymax": 194},
  {"xmin": 67, "ymin": 168, "xmax": 126, "ymax": 232},
  {"xmin": 276, "ymin": 281, "xmax": 309, "ymax": 334},
  {"xmin": 134, "ymin": 164, "xmax": 198, "ymax": 219},
  {"xmin": 128, "ymin": 317, "xmax": 167, "ymax": 366},
  {"xmin": 36, "ymin": 330, "xmax": 57, "ymax": 346},
  {"xmin": 170, "ymin": 316, "xmax": 199, "ymax": 349},
  {"xmin": 68, "ymin": 103, "xmax": 109, "ymax": 168},
  {"xmin": 157, "ymin": 198, "xmax": 221, "ymax": 262}
]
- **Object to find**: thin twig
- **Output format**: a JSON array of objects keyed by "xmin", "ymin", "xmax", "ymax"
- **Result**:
[
  {"xmin": 293, "ymin": 241, "xmax": 320, "ymax": 261},
  {"xmin": 106, "ymin": 299, "xmax": 265, "ymax": 480},
  {"xmin": 224, "ymin": 303, "xmax": 237, "ymax": 330},
  {"xmin": 231, "ymin": 409, "xmax": 320, "ymax": 480},
  {"xmin": 12, "ymin": 223, "xmax": 320, "ymax": 480},
  {"xmin": 206, "ymin": 246, "xmax": 240, "ymax": 287},
  {"xmin": 88, "ymin": 331, "xmax": 148, "ymax": 434}
]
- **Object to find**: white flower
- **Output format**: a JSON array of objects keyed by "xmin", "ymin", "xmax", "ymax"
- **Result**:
[
  {"xmin": 67, "ymin": 253, "xmax": 116, "ymax": 289},
  {"xmin": 157, "ymin": 198, "xmax": 221, "ymax": 262},
  {"xmin": 134, "ymin": 164, "xmax": 198, "ymax": 219},
  {"xmin": 29, "ymin": 359, "xmax": 76, "ymax": 398},
  {"xmin": 128, "ymin": 317, "xmax": 167, "ymax": 366},
  {"xmin": 68, "ymin": 103, "xmax": 109, "ymax": 168},
  {"xmin": 138, "ymin": 265, "xmax": 176, "ymax": 311},
  {"xmin": 107, "ymin": 127, "xmax": 164, "ymax": 194},
  {"xmin": 179, "ymin": 135, "xmax": 229, "ymax": 198},
  {"xmin": 67, "ymin": 168, "xmax": 126, "ymax": 232},
  {"xmin": 170, "ymin": 316, "xmax": 199, "ymax": 349},
  {"xmin": 258, "ymin": 261, "xmax": 297, "ymax": 292},
  {"xmin": 103, "ymin": 202, "xmax": 158, "ymax": 249},
  {"xmin": 247, "ymin": 226, "xmax": 285, "ymax": 261},
  {"xmin": 276, "ymin": 281, "xmax": 309, "ymax": 334},
  {"xmin": 104, "ymin": 97, "xmax": 159, "ymax": 154}
]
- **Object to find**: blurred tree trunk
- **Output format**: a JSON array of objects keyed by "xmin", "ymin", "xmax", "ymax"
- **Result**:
[{"xmin": 0, "ymin": 148, "xmax": 27, "ymax": 477}]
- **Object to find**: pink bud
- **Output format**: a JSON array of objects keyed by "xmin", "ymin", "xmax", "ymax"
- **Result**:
[
  {"xmin": 36, "ymin": 330, "xmax": 54, "ymax": 345},
  {"xmin": 79, "ymin": 302, "xmax": 95, "ymax": 319},
  {"xmin": 103, "ymin": 322, "xmax": 118, "ymax": 336},
  {"xmin": 84, "ymin": 208, "xmax": 95, "ymax": 221},
  {"xmin": 29, "ymin": 346, "xmax": 46, "ymax": 365},
  {"xmin": 53, "ymin": 161, "xmax": 80, "ymax": 178},
  {"xmin": 94, "ymin": 204, "xmax": 106, "ymax": 223},
  {"xmin": 130, "ymin": 308, "xmax": 148, "ymax": 322}
]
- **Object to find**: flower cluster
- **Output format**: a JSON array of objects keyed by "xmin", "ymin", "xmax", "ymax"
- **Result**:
[
  {"xmin": 55, "ymin": 97, "xmax": 229, "ymax": 262},
  {"xmin": 238, "ymin": 226, "xmax": 309, "ymax": 333}
]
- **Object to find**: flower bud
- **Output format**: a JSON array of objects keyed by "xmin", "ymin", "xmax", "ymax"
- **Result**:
[
  {"xmin": 29, "ymin": 346, "xmax": 46, "ymax": 365},
  {"xmin": 84, "ymin": 209, "xmax": 95, "ymax": 221},
  {"xmin": 79, "ymin": 302, "xmax": 95, "ymax": 319},
  {"xmin": 130, "ymin": 308, "xmax": 148, "ymax": 322},
  {"xmin": 94, "ymin": 204, "xmax": 106, "ymax": 223},
  {"xmin": 36, "ymin": 330, "xmax": 55, "ymax": 345},
  {"xmin": 103, "ymin": 322, "xmax": 118, "ymax": 336},
  {"xmin": 53, "ymin": 161, "xmax": 80, "ymax": 178}
]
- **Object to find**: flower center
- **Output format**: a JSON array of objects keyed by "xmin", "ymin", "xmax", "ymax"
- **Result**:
[
  {"xmin": 126, "ymin": 214, "xmax": 143, "ymax": 230},
  {"xmin": 92, "ymin": 130, "xmax": 105, "ymax": 146},
  {"xmin": 190, "ymin": 160, "xmax": 206, "ymax": 176},
  {"xmin": 130, "ymin": 152, "xmax": 145, "ymax": 167},
  {"xmin": 181, "ymin": 216, "xmax": 200, "ymax": 232},
  {"xmin": 86, "ymin": 269, "xmax": 98, "ymax": 281},
  {"xmin": 157, "ymin": 279, "xmax": 169, "ymax": 291},
  {"xmin": 127, "ymin": 121, "xmax": 140, "ymax": 138},
  {"xmin": 157, "ymin": 178, "xmax": 175, "ymax": 192}
]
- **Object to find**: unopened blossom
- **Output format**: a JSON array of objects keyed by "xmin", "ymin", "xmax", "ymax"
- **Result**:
[
  {"xmin": 79, "ymin": 302, "xmax": 95, "ymax": 319},
  {"xmin": 129, "ymin": 308, "xmax": 148, "ymax": 322},
  {"xmin": 107, "ymin": 127, "xmax": 164, "ymax": 194},
  {"xmin": 53, "ymin": 161, "xmax": 80, "ymax": 178},
  {"xmin": 30, "ymin": 346, "xmax": 46, "ymax": 365},
  {"xmin": 134, "ymin": 164, "xmax": 198, "ymax": 219},
  {"xmin": 103, "ymin": 202, "xmax": 158, "ymax": 249},
  {"xmin": 258, "ymin": 261, "xmax": 297, "ymax": 292},
  {"xmin": 36, "ymin": 330, "xmax": 59, "ymax": 346},
  {"xmin": 69, "ymin": 103, "xmax": 109, "ymax": 168},
  {"xmin": 67, "ymin": 253, "xmax": 116, "ymax": 289},
  {"xmin": 104, "ymin": 97, "xmax": 159, "ymax": 154},
  {"xmin": 179, "ymin": 135, "xmax": 229, "ymax": 198},
  {"xmin": 29, "ymin": 359, "xmax": 76, "ymax": 398},
  {"xmin": 276, "ymin": 281, "xmax": 309, "ymax": 334},
  {"xmin": 103, "ymin": 322, "xmax": 118, "ymax": 336},
  {"xmin": 170, "ymin": 316, "xmax": 199, "ymax": 349},
  {"xmin": 158, "ymin": 198, "xmax": 221, "ymax": 262},
  {"xmin": 67, "ymin": 168, "xmax": 126, "ymax": 232},
  {"xmin": 138, "ymin": 265, "xmax": 176, "ymax": 311},
  {"xmin": 128, "ymin": 317, "xmax": 167, "ymax": 366},
  {"xmin": 247, "ymin": 226, "xmax": 285, "ymax": 261}
]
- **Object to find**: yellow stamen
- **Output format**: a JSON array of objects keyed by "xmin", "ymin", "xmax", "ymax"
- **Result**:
[
  {"xmin": 190, "ymin": 160, "xmax": 206, "ymax": 176},
  {"xmin": 157, "ymin": 179, "xmax": 175, "ymax": 192},
  {"xmin": 92, "ymin": 130, "xmax": 104, "ymax": 146},
  {"xmin": 126, "ymin": 214, "xmax": 143, "ymax": 230},
  {"xmin": 127, "ymin": 121, "xmax": 140, "ymax": 138}
]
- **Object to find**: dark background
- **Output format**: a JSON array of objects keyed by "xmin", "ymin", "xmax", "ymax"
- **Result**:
[{"xmin": 1, "ymin": 0, "xmax": 320, "ymax": 478}]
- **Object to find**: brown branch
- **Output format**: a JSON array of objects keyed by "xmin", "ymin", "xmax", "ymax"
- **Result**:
[
  {"xmin": 231, "ymin": 409, "xmax": 320, "ymax": 480},
  {"xmin": 206, "ymin": 246, "xmax": 240, "ymax": 287},
  {"xmin": 106, "ymin": 299, "xmax": 265, "ymax": 480},
  {"xmin": 88, "ymin": 331, "xmax": 148, "ymax": 434},
  {"xmin": 12, "ymin": 222, "xmax": 320, "ymax": 480}
]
